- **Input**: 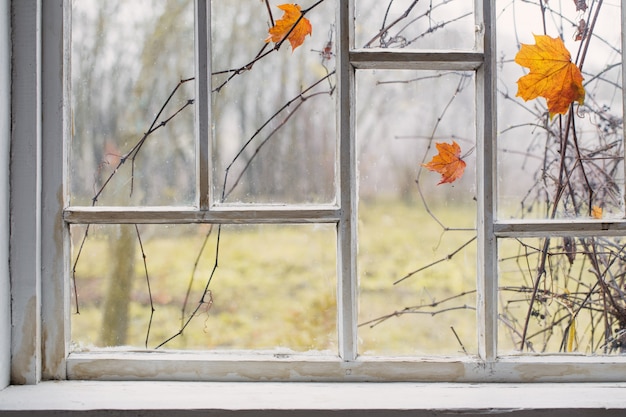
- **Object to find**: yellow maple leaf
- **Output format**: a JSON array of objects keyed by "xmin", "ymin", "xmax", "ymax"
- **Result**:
[
  {"xmin": 515, "ymin": 34, "xmax": 585, "ymax": 117},
  {"xmin": 265, "ymin": 4, "xmax": 312, "ymax": 52},
  {"xmin": 567, "ymin": 318, "xmax": 577, "ymax": 352},
  {"xmin": 422, "ymin": 141, "xmax": 466, "ymax": 185}
]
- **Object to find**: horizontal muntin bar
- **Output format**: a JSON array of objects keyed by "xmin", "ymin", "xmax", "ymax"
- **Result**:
[
  {"xmin": 495, "ymin": 219, "xmax": 626, "ymax": 237},
  {"xmin": 350, "ymin": 50, "xmax": 483, "ymax": 70},
  {"xmin": 64, "ymin": 205, "xmax": 341, "ymax": 224}
]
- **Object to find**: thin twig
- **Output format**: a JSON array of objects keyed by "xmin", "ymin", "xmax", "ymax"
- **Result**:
[
  {"xmin": 221, "ymin": 71, "xmax": 335, "ymax": 202},
  {"xmin": 213, "ymin": 0, "xmax": 327, "ymax": 92},
  {"xmin": 450, "ymin": 326, "xmax": 468, "ymax": 355},
  {"xmin": 134, "ymin": 224, "xmax": 154, "ymax": 349},
  {"xmin": 91, "ymin": 78, "xmax": 194, "ymax": 205},
  {"xmin": 394, "ymin": 236, "xmax": 477, "ymax": 285},
  {"xmin": 180, "ymin": 225, "xmax": 214, "ymax": 327},
  {"xmin": 156, "ymin": 71, "xmax": 336, "ymax": 349},
  {"xmin": 73, "ymin": 78, "xmax": 194, "ymax": 315},
  {"xmin": 363, "ymin": 0, "xmax": 420, "ymax": 48}
]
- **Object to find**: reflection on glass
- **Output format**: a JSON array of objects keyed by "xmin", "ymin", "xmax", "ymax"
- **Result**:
[
  {"xmin": 355, "ymin": 0, "xmax": 475, "ymax": 50},
  {"xmin": 499, "ymin": 236, "xmax": 626, "ymax": 355},
  {"xmin": 356, "ymin": 70, "xmax": 477, "ymax": 356},
  {"xmin": 70, "ymin": 223, "xmax": 337, "ymax": 352},
  {"xmin": 211, "ymin": 0, "xmax": 337, "ymax": 205},
  {"xmin": 70, "ymin": 0, "xmax": 196, "ymax": 206},
  {"xmin": 496, "ymin": 0, "xmax": 624, "ymax": 220}
]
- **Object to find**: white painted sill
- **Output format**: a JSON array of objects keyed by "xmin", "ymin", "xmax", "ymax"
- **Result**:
[{"xmin": 1, "ymin": 382, "xmax": 626, "ymax": 416}]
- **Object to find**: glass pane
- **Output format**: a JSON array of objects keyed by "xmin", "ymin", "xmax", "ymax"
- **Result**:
[
  {"xmin": 70, "ymin": 0, "xmax": 196, "ymax": 206},
  {"xmin": 71, "ymin": 223, "xmax": 337, "ymax": 352},
  {"xmin": 356, "ymin": 70, "xmax": 477, "ymax": 356},
  {"xmin": 497, "ymin": 0, "xmax": 624, "ymax": 219},
  {"xmin": 499, "ymin": 236, "xmax": 626, "ymax": 355},
  {"xmin": 211, "ymin": 0, "xmax": 336, "ymax": 205},
  {"xmin": 354, "ymin": 0, "xmax": 475, "ymax": 50}
]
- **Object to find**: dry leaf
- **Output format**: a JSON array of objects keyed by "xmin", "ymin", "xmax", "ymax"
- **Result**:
[
  {"xmin": 592, "ymin": 205, "xmax": 602, "ymax": 219},
  {"xmin": 265, "ymin": 4, "xmax": 312, "ymax": 52},
  {"xmin": 573, "ymin": 0, "xmax": 587, "ymax": 12},
  {"xmin": 574, "ymin": 19, "xmax": 587, "ymax": 41},
  {"xmin": 422, "ymin": 141, "xmax": 466, "ymax": 185},
  {"xmin": 515, "ymin": 34, "xmax": 585, "ymax": 117},
  {"xmin": 563, "ymin": 237, "xmax": 577, "ymax": 265}
]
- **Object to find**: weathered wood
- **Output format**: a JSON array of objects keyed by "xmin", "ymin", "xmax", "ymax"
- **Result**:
[
  {"xmin": 64, "ymin": 206, "xmax": 341, "ymax": 224},
  {"xmin": 475, "ymin": 0, "xmax": 497, "ymax": 362},
  {"xmin": 59, "ymin": 351, "xmax": 626, "ymax": 382},
  {"xmin": 40, "ymin": 0, "xmax": 69, "ymax": 381},
  {"xmin": 350, "ymin": 50, "xmax": 483, "ymax": 70},
  {"xmin": 10, "ymin": 0, "xmax": 42, "ymax": 385},
  {"xmin": 196, "ymin": 0, "xmax": 209, "ymax": 209},
  {"xmin": 3, "ymin": 380, "xmax": 626, "ymax": 416},
  {"xmin": 336, "ymin": 0, "xmax": 358, "ymax": 363},
  {"xmin": 494, "ymin": 219, "xmax": 626, "ymax": 237}
]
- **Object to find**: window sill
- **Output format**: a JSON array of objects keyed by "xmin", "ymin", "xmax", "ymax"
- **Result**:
[{"xmin": 1, "ymin": 381, "xmax": 626, "ymax": 416}]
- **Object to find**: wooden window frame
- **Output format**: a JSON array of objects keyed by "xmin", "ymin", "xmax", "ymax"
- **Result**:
[{"xmin": 9, "ymin": 0, "xmax": 626, "ymax": 385}]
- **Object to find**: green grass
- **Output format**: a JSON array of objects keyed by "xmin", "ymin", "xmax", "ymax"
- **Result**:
[
  {"xmin": 357, "ymin": 199, "xmax": 477, "ymax": 355},
  {"xmin": 71, "ymin": 200, "xmax": 478, "ymax": 355},
  {"xmin": 76, "ymin": 201, "xmax": 616, "ymax": 356}
]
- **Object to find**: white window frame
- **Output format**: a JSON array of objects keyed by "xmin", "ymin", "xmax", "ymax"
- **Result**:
[{"xmin": 7, "ymin": 0, "xmax": 626, "ymax": 386}]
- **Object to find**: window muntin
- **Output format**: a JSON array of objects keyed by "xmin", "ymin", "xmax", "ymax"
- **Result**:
[{"xmin": 46, "ymin": 0, "xmax": 626, "ymax": 383}]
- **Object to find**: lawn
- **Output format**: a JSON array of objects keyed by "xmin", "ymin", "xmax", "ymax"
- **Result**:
[{"xmin": 71, "ymin": 200, "xmax": 478, "ymax": 356}]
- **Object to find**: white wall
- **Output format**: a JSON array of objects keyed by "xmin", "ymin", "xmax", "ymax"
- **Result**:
[{"xmin": 0, "ymin": 0, "xmax": 12, "ymax": 390}]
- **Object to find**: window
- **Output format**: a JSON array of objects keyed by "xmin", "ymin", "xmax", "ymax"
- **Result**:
[{"xmin": 10, "ymin": 0, "xmax": 626, "ymax": 385}]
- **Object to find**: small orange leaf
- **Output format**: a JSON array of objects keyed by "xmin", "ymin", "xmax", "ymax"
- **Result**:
[
  {"xmin": 591, "ymin": 205, "xmax": 602, "ymax": 219},
  {"xmin": 422, "ymin": 141, "xmax": 466, "ymax": 185},
  {"xmin": 515, "ymin": 34, "xmax": 585, "ymax": 117},
  {"xmin": 265, "ymin": 4, "xmax": 312, "ymax": 52}
]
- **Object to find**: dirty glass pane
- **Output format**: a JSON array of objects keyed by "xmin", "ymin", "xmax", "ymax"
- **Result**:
[
  {"xmin": 354, "ymin": 0, "xmax": 475, "ymax": 50},
  {"xmin": 70, "ymin": 0, "xmax": 196, "ymax": 207},
  {"xmin": 356, "ymin": 70, "xmax": 477, "ymax": 356},
  {"xmin": 496, "ymin": 0, "xmax": 624, "ymax": 220},
  {"xmin": 211, "ymin": 0, "xmax": 337, "ymax": 205},
  {"xmin": 70, "ymin": 223, "xmax": 337, "ymax": 352},
  {"xmin": 499, "ymin": 236, "xmax": 626, "ymax": 355}
]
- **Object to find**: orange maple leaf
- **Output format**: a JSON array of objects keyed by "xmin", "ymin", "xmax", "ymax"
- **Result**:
[
  {"xmin": 515, "ymin": 34, "xmax": 585, "ymax": 117},
  {"xmin": 591, "ymin": 205, "xmax": 602, "ymax": 219},
  {"xmin": 265, "ymin": 4, "xmax": 312, "ymax": 52},
  {"xmin": 422, "ymin": 141, "xmax": 466, "ymax": 185}
]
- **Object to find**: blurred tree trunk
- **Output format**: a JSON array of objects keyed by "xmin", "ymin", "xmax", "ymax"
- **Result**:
[{"xmin": 99, "ymin": 225, "xmax": 135, "ymax": 346}]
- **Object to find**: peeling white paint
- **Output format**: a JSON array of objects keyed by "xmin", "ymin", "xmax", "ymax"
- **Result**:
[
  {"xmin": 0, "ymin": 0, "xmax": 11, "ymax": 391},
  {"xmin": 9, "ymin": 0, "xmax": 42, "ymax": 385},
  {"xmin": 1, "ymin": 381, "xmax": 626, "ymax": 416}
]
